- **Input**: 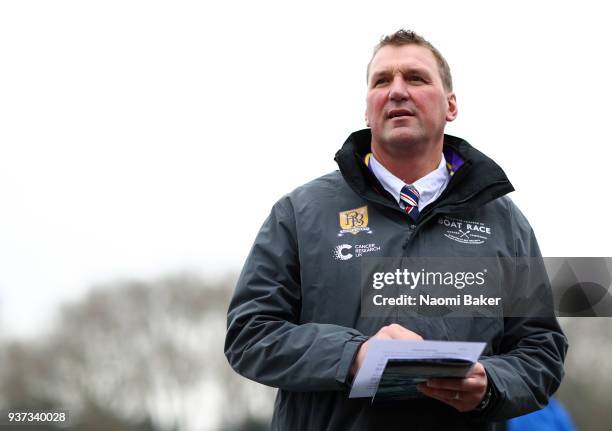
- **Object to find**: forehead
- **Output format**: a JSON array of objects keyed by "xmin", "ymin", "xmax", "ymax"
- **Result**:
[{"xmin": 369, "ymin": 44, "xmax": 440, "ymax": 78}]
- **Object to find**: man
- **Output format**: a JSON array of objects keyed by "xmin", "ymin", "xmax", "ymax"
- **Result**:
[{"xmin": 225, "ymin": 30, "xmax": 568, "ymax": 430}]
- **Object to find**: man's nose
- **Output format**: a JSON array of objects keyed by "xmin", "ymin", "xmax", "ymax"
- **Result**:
[{"xmin": 388, "ymin": 76, "xmax": 410, "ymax": 101}]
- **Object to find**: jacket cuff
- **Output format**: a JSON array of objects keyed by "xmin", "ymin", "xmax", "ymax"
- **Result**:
[
  {"xmin": 467, "ymin": 358, "xmax": 503, "ymax": 421},
  {"xmin": 335, "ymin": 335, "xmax": 369, "ymax": 388}
]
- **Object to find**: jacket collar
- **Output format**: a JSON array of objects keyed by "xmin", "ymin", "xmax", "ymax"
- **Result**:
[{"xmin": 334, "ymin": 129, "xmax": 515, "ymax": 216}]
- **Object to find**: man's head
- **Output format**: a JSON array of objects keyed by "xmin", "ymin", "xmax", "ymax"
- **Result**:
[
  {"xmin": 366, "ymin": 30, "xmax": 453, "ymax": 92},
  {"xmin": 365, "ymin": 30, "xmax": 457, "ymax": 156}
]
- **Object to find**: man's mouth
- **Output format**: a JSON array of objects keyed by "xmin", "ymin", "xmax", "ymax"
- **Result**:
[{"xmin": 387, "ymin": 109, "xmax": 415, "ymax": 119}]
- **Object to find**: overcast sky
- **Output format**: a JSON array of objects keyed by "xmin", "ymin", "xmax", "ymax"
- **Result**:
[{"xmin": 1, "ymin": 0, "xmax": 611, "ymax": 338}]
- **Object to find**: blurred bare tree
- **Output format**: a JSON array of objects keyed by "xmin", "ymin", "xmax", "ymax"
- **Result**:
[
  {"xmin": 555, "ymin": 317, "xmax": 612, "ymax": 431},
  {"xmin": 2, "ymin": 274, "xmax": 610, "ymax": 430},
  {"xmin": 0, "ymin": 273, "xmax": 275, "ymax": 431}
]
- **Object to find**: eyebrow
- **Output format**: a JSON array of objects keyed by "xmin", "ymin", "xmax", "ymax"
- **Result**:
[{"xmin": 369, "ymin": 66, "xmax": 431, "ymax": 83}]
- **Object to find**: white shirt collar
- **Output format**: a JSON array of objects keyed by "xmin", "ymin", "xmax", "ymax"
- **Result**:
[{"xmin": 368, "ymin": 154, "xmax": 450, "ymax": 211}]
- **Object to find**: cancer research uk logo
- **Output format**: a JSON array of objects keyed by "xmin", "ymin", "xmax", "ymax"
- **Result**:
[
  {"xmin": 438, "ymin": 216, "xmax": 492, "ymax": 245},
  {"xmin": 333, "ymin": 243, "xmax": 381, "ymax": 261}
]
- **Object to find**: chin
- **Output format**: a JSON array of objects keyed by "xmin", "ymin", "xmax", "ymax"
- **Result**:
[{"xmin": 383, "ymin": 129, "xmax": 420, "ymax": 147}]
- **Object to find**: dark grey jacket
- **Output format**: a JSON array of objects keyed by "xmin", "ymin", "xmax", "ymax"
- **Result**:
[{"xmin": 225, "ymin": 129, "xmax": 568, "ymax": 430}]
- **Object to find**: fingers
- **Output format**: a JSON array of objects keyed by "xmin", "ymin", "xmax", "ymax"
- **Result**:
[
  {"xmin": 417, "ymin": 382, "xmax": 480, "ymax": 412},
  {"xmin": 421, "ymin": 362, "xmax": 485, "ymax": 392},
  {"xmin": 374, "ymin": 332, "xmax": 394, "ymax": 341},
  {"xmin": 354, "ymin": 324, "xmax": 420, "ymax": 375},
  {"xmin": 376, "ymin": 323, "xmax": 423, "ymax": 341},
  {"xmin": 416, "ymin": 364, "xmax": 488, "ymax": 412},
  {"xmin": 351, "ymin": 330, "xmax": 396, "ymax": 375},
  {"xmin": 424, "ymin": 374, "xmax": 485, "ymax": 392},
  {"xmin": 423, "ymin": 379, "xmax": 473, "ymax": 392},
  {"xmin": 417, "ymin": 384, "xmax": 465, "ymax": 409},
  {"xmin": 417, "ymin": 384, "xmax": 459, "ymax": 400},
  {"xmin": 465, "ymin": 361, "xmax": 486, "ymax": 377}
]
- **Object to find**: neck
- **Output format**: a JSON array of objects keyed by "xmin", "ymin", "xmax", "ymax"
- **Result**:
[{"xmin": 371, "ymin": 138, "xmax": 443, "ymax": 184}]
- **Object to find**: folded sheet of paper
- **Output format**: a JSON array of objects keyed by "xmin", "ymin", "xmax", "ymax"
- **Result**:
[{"xmin": 348, "ymin": 340, "xmax": 486, "ymax": 401}]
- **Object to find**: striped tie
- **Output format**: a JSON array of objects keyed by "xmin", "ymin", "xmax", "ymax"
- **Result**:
[{"xmin": 400, "ymin": 184, "xmax": 420, "ymax": 221}]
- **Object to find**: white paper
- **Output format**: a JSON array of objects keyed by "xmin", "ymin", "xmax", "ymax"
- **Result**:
[{"xmin": 348, "ymin": 340, "xmax": 486, "ymax": 398}]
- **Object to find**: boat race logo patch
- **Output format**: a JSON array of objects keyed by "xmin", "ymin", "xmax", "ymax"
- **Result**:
[
  {"xmin": 438, "ymin": 216, "xmax": 491, "ymax": 245},
  {"xmin": 338, "ymin": 206, "xmax": 373, "ymax": 236}
]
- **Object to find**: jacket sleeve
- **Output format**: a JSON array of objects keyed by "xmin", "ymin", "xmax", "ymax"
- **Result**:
[
  {"xmin": 224, "ymin": 197, "xmax": 368, "ymax": 391},
  {"xmin": 473, "ymin": 202, "xmax": 569, "ymax": 421}
]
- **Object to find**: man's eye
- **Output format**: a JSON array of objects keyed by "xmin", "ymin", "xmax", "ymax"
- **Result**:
[
  {"xmin": 374, "ymin": 78, "xmax": 388, "ymax": 86},
  {"xmin": 409, "ymin": 76, "xmax": 425, "ymax": 83}
]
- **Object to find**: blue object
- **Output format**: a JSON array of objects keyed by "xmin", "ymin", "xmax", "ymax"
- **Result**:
[{"xmin": 507, "ymin": 398, "xmax": 576, "ymax": 431}]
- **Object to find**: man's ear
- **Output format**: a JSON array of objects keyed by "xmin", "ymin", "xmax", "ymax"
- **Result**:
[
  {"xmin": 446, "ymin": 93, "xmax": 458, "ymax": 122},
  {"xmin": 365, "ymin": 110, "xmax": 370, "ymax": 127}
]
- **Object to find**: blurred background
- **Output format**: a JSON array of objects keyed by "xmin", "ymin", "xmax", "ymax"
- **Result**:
[{"xmin": 1, "ymin": 1, "xmax": 611, "ymax": 430}]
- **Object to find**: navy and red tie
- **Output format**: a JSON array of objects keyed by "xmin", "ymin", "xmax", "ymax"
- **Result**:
[{"xmin": 400, "ymin": 184, "xmax": 420, "ymax": 222}]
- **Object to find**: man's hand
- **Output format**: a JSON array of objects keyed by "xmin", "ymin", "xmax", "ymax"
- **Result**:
[
  {"xmin": 350, "ymin": 324, "xmax": 423, "ymax": 377},
  {"xmin": 416, "ymin": 361, "xmax": 488, "ymax": 412}
]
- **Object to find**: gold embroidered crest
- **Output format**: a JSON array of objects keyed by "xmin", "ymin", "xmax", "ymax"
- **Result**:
[{"xmin": 338, "ymin": 206, "xmax": 372, "ymax": 236}]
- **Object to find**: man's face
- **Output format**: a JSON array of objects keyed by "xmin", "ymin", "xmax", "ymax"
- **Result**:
[{"xmin": 366, "ymin": 44, "xmax": 457, "ymax": 151}]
